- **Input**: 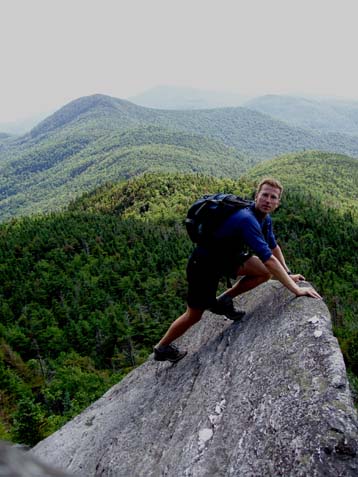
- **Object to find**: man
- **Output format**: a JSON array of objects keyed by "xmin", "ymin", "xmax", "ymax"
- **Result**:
[{"xmin": 154, "ymin": 177, "xmax": 321, "ymax": 363}]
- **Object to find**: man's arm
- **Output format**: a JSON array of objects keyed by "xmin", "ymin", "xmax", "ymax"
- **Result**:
[
  {"xmin": 264, "ymin": 254, "xmax": 321, "ymax": 298},
  {"xmin": 271, "ymin": 245, "xmax": 305, "ymax": 283},
  {"xmin": 271, "ymin": 245, "xmax": 289, "ymax": 271}
]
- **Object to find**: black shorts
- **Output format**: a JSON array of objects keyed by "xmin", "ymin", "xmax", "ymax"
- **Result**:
[{"xmin": 186, "ymin": 247, "xmax": 251, "ymax": 310}]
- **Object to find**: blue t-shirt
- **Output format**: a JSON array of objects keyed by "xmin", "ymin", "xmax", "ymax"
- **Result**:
[{"xmin": 213, "ymin": 204, "xmax": 277, "ymax": 263}]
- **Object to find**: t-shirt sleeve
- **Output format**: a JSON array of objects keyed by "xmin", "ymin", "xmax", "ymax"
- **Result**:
[{"xmin": 240, "ymin": 216, "xmax": 273, "ymax": 262}]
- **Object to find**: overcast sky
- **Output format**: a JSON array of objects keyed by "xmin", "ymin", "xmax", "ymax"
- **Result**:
[{"xmin": 1, "ymin": 0, "xmax": 357, "ymax": 122}]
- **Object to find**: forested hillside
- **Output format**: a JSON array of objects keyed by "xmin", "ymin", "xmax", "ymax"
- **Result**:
[
  {"xmin": 245, "ymin": 151, "xmax": 358, "ymax": 214},
  {"xmin": 1, "ymin": 169, "xmax": 358, "ymax": 446},
  {"xmin": 0, "ymin": 124, "xmax": 248, "ymax": 221},
  {"xmin": 2, "ymin": 94, "xmax": 358, "ymax": 221}
]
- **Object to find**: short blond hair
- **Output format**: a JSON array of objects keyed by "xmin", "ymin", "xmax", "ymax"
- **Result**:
[{"xmin": 256, "ymin": 177, "xmax": 283, "ymax": 198}]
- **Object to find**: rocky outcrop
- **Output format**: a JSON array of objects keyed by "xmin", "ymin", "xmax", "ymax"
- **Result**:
[{"xmin": 32, "ymin": 281, "xmax": 358, "ymax": 476}]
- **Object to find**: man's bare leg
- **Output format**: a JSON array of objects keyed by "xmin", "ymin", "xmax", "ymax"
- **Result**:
[
  {"xmin": 154, "ymin": 307, "xmax": 204, "ymax": 362},
  {"xmin": 158, "ymin": 307, "xmax": 204, "ymax": 347},
  {"xmin": 221, "ymin": 256, "xmax": 271, "ymax": 299}
]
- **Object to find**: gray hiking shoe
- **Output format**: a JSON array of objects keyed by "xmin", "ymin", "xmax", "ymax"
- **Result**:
[
  {"xmin": 153, "ymin": 344, "xmax": 187, "ymax": 363},
  {"xmin": 210, "ymin": 295, "xmax": 245, "ymax": 321}
]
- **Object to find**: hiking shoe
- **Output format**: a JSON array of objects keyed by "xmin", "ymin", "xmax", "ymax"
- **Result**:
[
  {"xmin": 153, "ymin": 344, "xmax": 187, "ymax": 363},
  {"xmin": 210, "ymin": 295, "xmax": 245, "ymax": 321}
]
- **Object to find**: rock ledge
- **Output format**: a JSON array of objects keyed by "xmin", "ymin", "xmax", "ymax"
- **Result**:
[{"xmin": 32, "ymin": 281, "xmax": 358, "ymax": 476}]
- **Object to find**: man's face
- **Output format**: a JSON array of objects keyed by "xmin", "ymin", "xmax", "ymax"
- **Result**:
[{"xmin": 255, "ymin": 184, "xmax": 281, "ymax": 215}]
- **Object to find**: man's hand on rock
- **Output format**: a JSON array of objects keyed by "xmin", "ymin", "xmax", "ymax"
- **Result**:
[
  {"xmin": 290, "ymin": 273, "xmax": 305, "ymax": 283},
  {"xmin": 295, "ymin": 287, "xmax": 322, "ymax": 299}
]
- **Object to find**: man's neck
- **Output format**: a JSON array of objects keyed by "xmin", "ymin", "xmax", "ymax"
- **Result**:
[{"xmin": 253, "ymin": 204, "xmax": 267, "ymax": 220}]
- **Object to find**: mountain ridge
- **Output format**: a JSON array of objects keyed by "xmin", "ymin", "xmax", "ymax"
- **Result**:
[
  {"xmin": 245, "ymin": 94, "xmax": 358, "ymax": 135},
  {"xmin": 29, "ymin": 94, "xmax": 146, "ymax": 138},
  {"xmin": 1, "ymin": 94, "xmax": 358, "ymax": 221},
  {"xmin": 23, "ymin": 94, "xmax": 358, "ymax": 156}
]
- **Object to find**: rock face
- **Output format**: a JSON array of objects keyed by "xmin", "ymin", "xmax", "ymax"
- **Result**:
[{"xmin": 32, "ymin": 281, "xmax": 358, "ymax": 476}]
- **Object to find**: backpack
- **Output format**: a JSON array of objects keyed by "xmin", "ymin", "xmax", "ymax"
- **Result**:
[{"xmin": 185, "ymin": 193, "xmax": 253, "ymax": 245}]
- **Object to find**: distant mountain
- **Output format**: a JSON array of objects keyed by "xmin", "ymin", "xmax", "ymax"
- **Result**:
[
  {"xmin": 244, "ymin": 95, "xmax": 358, "ymax": 135},
  {"xmin": 2, "ymin": 93, "xmax": 358, "ymax": 221},
  {"xmin": 128, "ymin": 85, "xmax": 248, "ymax": 110},
  {"xmin": 28, "ymin": 95, "xmax": 149, "ymax": 138},
  {"xmin": 0, "ymin": 101, "xmax": 250, "ymax": 220},
  {"xmin": 24, "ymin": 94, "xmax": 358, "ymax": 158}
]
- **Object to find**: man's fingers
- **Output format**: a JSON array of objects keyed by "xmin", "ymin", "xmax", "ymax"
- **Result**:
[
  {"xmin": 306, "ymin": 288, "xmax": 322, "ymax": 299},
  {"xmin": 297, "ymin": 287, "xmax": 322, "ymax": 299}
]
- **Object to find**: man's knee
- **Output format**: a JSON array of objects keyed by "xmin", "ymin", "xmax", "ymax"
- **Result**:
[
  {"xmin": 237, "ymin": 256, "xmax": 271, "ymax": 280},
  {"xmin": 261, "ymin": 268, "xmax": 272, "ymax": 281},
  {"xmin": 185, "ymin": 307, "xmax": 204, "ymax": 324}
]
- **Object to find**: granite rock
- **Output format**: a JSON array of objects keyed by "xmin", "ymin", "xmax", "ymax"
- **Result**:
[{"xmin": 32, "ymin": 281, "xmax": 358, "ymax": 476}]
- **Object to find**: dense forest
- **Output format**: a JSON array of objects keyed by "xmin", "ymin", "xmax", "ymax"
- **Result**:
[
  {"xmin": 2, "ymin": 94, "xmax": 358, "ymax": 221},
  {"xmin": 0, "ymin": 124, "xmax": 250, "ymax": 221},
  {"xmin": 0, "ymin": 171, "xmax": 357, "ymax": 446}
]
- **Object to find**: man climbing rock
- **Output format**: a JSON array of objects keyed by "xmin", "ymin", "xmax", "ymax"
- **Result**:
[{"xmin": 154, "ymin": 177, "xmax": 321, "ymax": 363}]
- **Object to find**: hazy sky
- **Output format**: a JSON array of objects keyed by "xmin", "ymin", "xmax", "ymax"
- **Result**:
[{"xmin": 1, "ymin": 0, "xmax": 357, "ymax": 121}]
